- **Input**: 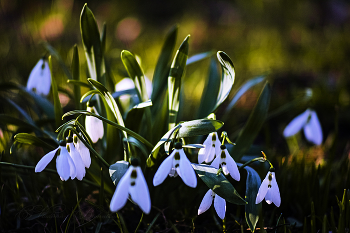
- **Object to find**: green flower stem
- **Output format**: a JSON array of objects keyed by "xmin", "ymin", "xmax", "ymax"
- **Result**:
[
  {"xmin": 134, "ymin": 213, "xmax": 144, "ymax": 233},
  {"xmin": 237, "ymin": 157, "xmax": 271, "ymax": 170}
]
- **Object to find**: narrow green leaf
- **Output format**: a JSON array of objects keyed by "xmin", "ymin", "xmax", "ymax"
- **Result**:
[
  {"xmin": 101, "ymin": 23, "xmax": 107, "ymax": 55},
  {"xmin": 168, "ymin": 35, "xmax": 190, "ymax": 130},
  {"xmin": 109, "ymin": 161, "xmax": 129, "ymax": 186},
  {"xmin": 192, "ymin": 163, "xmax": 246, "ymax": 205},
  {"xmin": 230, "ymin": 82, "xmax": 271, "ymax": 161},
  {"xmin": 49, "ymin": 56, "xmax": 63, "ymax": 128},
  {"xmin": 80, "ymin": 4, "xmax": 103, "ymax": 82},
  {"xmin": 152, "ymin": 25, "xmax": 178, "ymax": 101},
  {"xmin": 5, "ymin": 98, "xmax": 34, "ymax": 124},
  {"xmin": 14, "ymin": 133, "xmax": 57, "ymax": 150},
  {"xmin": 0, "ymin": 114, "xmax": 40, "ymax": 132},
  {"xmin": 71, "ymin": 45, "xmax": 81, "ymax": 109},
  {"xmin": 213, "ymin": 51, "xmax": 235, "ymax": 112}
]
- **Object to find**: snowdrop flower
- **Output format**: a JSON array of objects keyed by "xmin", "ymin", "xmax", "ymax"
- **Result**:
[
  {"xmin": 153, "ymin": 142, "xmax": 197, "ymax": 188},
  {"xmin": 255, "ymin": 169, "xmax": 281, "ymax": 207},
  {"xmin": 283, "ymin": 108, "xmax": 323, "ymax": 145},
  {"xmin": 85, "ymin": 105, "xmax": 104, "ymax": 143},
  {"xmin": 211, "ymin": 145, "xmax": 240, "ymax": 181},
  {"xmin": 73, "ymin": 134, "xmax": 91, "ymax": 168},
  {"xmin": 110, "ymin": 159, "xmax": 151, "ymax": 214},
  {"xmin": 198, "ymin": 189, "xmax": 226, "ymax": 219},
  {"xmin": 26, "ymin": 58, "xmax": 51, "ymax": 96},
  {"xmin": 115, "ymin": 77, "xmax": 152, "ymax": 100},
  {"xmin": 35, "ymin": 140, "xmax": 76, "ymax": 181},
  {"xmin": 66, "ymin": 137, "xmax": 86, "ymax": 180},
  {"xmin": 198, "ymin": 132, "xmax": 221, "ymax": 164}
]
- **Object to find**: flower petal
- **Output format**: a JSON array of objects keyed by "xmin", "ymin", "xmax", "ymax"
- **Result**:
[
  {"xmin": 35, "ymin": 148, "xmax": 58, "ymax": 172},
  {"xmin": 255, "ymin": 173, "xmax": 270, "ymax": 204},
  {"xmin": 197, "ymin": 147, "xmax": 207, "ymax": 164},
  {"xmin": 178, "ymin": 150, "xmax": 197, "ymax": 188},
  {"xmin": 68, "ymin": 143, "xmax": 86, "ymax": 180},
  {"xmin": 129, "ymin": 167, "xmax": 151, "ymax": 214},
  {"xmin": 303, "ymin": 110, "xmax": 323, "ymax": 145},
  {"xmin": 110, "ymin": 168, "xmax": 132, "ymax": 212},
  {"xmin": 198, "ymin": 189, "xmax": 213, "ymax": 215},
  {"xmin": 270, "ymin": 173, "xmax": 281, "ymax": 207},
  {"xmin": 26, "ymin": 59, "xmax": 51, "ymax": 96},
  {"xmin": 153, "ymin": 153, "xmax": 174, "ymax": 186},
  {"xmin": 283, "ymin": 109, "xmax": 311, "ymax": 137},
  {"xmin": 86, "ymin": 107, "xmax": 104, "ymax": 143},
  {"xmin": 75, "ymin": 137, "xmax": 91, "ymax": 168},
  {"xmin": 210, "ymin": 155, "xmax": 220, "ymax": 169},
  {"xmin": 214, "ymin": 193, "xmax": 226, "ymax": 219},
  {"xmin": 205, "ymin": 145, "xmax": 216, "ymax": 163},
  {"xmin": 224, "ymin": 150, "xmax": 240, "ymax": 181},
  {"xmin": 56, "ymin": 147, "xmax": 72, "ymax": 181}
]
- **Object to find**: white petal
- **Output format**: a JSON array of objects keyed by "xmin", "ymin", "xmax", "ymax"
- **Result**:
[
  {"xmin": 56, "ymin": 147, "xmax": 72, "ymax": 181},
  {"xmin": 153, "ymin": 153, "xmax": 174, "ymax": 186},
  {"xmin": 255, "ymin": 173, "xmax": 270, "ymax": 204},
  {"xmin": 270, "ymin": 173, "xmax": 281, "ymax": 207},
  {"xmin": 198, "ymin": 189, "xmax": 214, "ymax": 215},
  {"xmin": 210, "ymin": 155, "xmax": 220, "ymax": 169},
  {"xmin": 214, "ymin": 194, "xmax": 226, "ymax": 219},
  {"xmin": 67, "ymin": 152, "xmax": 76, "ymax": 179},
  {"xmin": 110, "ymin": 168, "xmax": 132, "ymax": 212},
  {"xmin": 283, "ymin": 109, "xmax": 311, "ymax": 137},
  {"xmin": 26, "ymin": 59, "xmax": 51, "ymax": 96},
  {"xmin": 35, "ymin": 148, "xmax": 58, "ymax": 172},
  {"xmin": 68, "ymin": 143, "xmax": 86, "ymax": 180},
  {"xmin": 115, "ymin": 78, "xmax": 135, "ymax": 91},
  {"xmin": 205, "ymin": 145, "xmax": 216, "ymax": 163},
  {"xmin": 303, "ymin": 110, "xmax": 323, "ymax": 145},
  {"xmin": 197, "ymin": 147, "xmax": 207, "ymax": 164},
  {"xmin": 86, "ymin": 107, "xmax": 104, "ymax": 143},
  {"xmin": 178, "ymin": 150, "xmax": 197, "ymax": 188},
  {"xmin": 75, "ymin": 136, "xmax": 91, "ymax": 168},
  {"xmin": 224, "ymin": 150, "xmax": 240, "ymax": 181},
  {"xmin": 129, "ymin": 167, "xmax": 151, "ymax": 214},
  {"xmin": 265, "ymin": 188, "xmax": 273, "ymax": 204}
]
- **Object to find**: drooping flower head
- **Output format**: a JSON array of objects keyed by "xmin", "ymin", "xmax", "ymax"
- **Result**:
[
  {"xmin": 211, "ymin": 145, "xmax": 240, "ymax": 181},
  {"xmin": 153, "ymin": 142, "xmax": 197, "ymax": 188},
  {"xmin": 26, "ymin": 58, "xmax": 51, "ymax": 96},
  {"xmin": 35, "ymin": 140, "xmax": 76, "ymax": 181},
  {"xmin": 110, "ymin": 159, "xmax": 151, "ymax": 214},
  {"xmin": 198, "ymin": 189, "xmax": 226, "ymax": 219},
  {"xmin": 85, "ymin": 104, "xmax": 104, "ymax": 143},
  {"xmin": 283, "ymin": 108, "xmax": 323, "ymax": 145},
  {"xmin": 198, "ymin": 132, "xmax": 221, "ymax": 164},
  {"xmin": 73, "ymin": 134, "xmax": 91, "ymax": 168},
  {"xmin": 66, "ymin": 136, "xmax": 86, "ymax": 181},
  {"xmin": 255, "ymin": 168, "xmax": 281, "ymax": 207}
]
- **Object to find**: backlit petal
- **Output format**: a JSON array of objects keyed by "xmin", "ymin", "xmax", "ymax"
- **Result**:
[
  {"xmin": 210, "ymin": 155, "xmax": 220, "ymax": 169},
  {"xmin": 255, "ymin": 173, "xmax": 269, "ymax": 204},
  {"xmin": 303, "ymin": 110, "xmax": 323, "ymax": 145},
  {"xmin": 75, "ymin": 137, "xmax": 91, "ymax": 168},
  {"xmin": 283, "ymin": 109, "xmax": 311, "ymax": 137},
  {"xmin": 205, "ymin": 145, "xmax": 216, "ymax": 163},
  {"xmin": 198, "ymin": 189, "xmax": 213, "ymax": 215},
  {"xmin": 153, "ymin": 153, "xmax": 174, "ymax": 186},
  {"xmin": 26, "ymin": 59, "xmax": 51, "ymax": 96},
  {"xmin": 35, "ymin": 148, "xmax": 58, "ymax": 172},
  {"xmin": 270, "ymin": 173, "xmax": 281, "ymax": 207},
  {"xmin": 214, "ymin": 194, "xmax": 226, "ymax": 219},
  {"xmin": 224, "ymin": 150, "xmax": 240, "ymax": 181},
  {"xmin": 265, "ymin": 188, "xmax": 273, "ymax": 204},
  {"xmin": 129, "ymin": 167, "xmax": 151, "ymax": 214},
  {"xmin": 86, "ymin": 107, "xmax": 104, "ymax": 143},
  {"xmin": 68, "ymin": 143, "xmax": 86, "ymax": 180},
  {"xmin": 56, "ymin": 147, "xmax": 72, "ymax": 181},
  {"xmin": 179, "ymin": 150, "xmax": 197, "ymax": 188},
  {"xmin": 110, "ymin": 168, "xmax": 132, "ymax": 212},
  {"xmin": 197, "ymin": 147, "xmax": 207, "ymax": 164}
]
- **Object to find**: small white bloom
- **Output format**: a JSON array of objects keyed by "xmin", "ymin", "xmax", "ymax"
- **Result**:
[
  {"xmin": 211, "ymin": 145, "xmax": 240, "ymax": 181},
  {"xmin": 85, "ymin": 106, "xmax": 104, "ymax": 143},
  {"xmin": 35, "ymin": 141, "xmax": 76, "ymax": 181},
  {"xmin": 115, "ymin": 77, "xmax": 152, "ymax": 99},
  {"xmin": 255, "ymin": 171, "xmax": 281, "ymax": 207},
  {"xmin": 67, "ymin": 137, "xmax": 86, "ymax": 181},
  {"xmin": 198, "ymin": 132, "xmax": 221, "ymax": 164},
  {"xmin": 283, "ymin": 108, "xmax": 323, "ymax": 145},
  {"xmin": 198, "ymin": 189, "xmax": 226, "ymax": 219},
  {"xmin": 73, "ymin": 134, "xmax": 91, "ymax": 168},
  {"xmin": 153, "ymin": 142, "xmax": 197, "ymax": 188},
  {"xmin": 110, "ymin": 159, "xmax": 151, "ymax": 214},
  {"xmin": 26, "ymin": 58, "xmax": 51, "ymax": 96}
]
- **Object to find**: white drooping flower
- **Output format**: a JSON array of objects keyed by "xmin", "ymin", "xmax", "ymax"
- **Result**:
[
  {"xmin": 211, "ymin": 145, "xmax": 240, "ymax": 181},
  {"xmin": 66, "ymin": 137, "xmax": 86, "ymax": 181},
  {"xmin": 153, "ymin": 142, "xmax": 197, "ymax": 188},
  {"xmin": 110, "ymin": 159, "xmax": 151, "ymax": 214},
  {"xmin": 198, "ymin": 189, "xmax": 226, "ymax": 219},
  {"xmin": 198, "ymin": 132, "xmax": 221, "ymax": 164},
  {"xmin": 255, "ymin": 170, "xmax": 281, "ymax": 207},
  {"xmin": 26, "ymin": 58, "xmax": 51, "ymax": 96},
  {"xmin": 35, "ymin": 140, "xmax": 76, "ymax": 181},
  {"xmin": 283, "ymin": 108, "xmax": 323, "ymax": 145},
  {"xmin": 73, "ymin": 134, "xmax": 91, "ymax": 168},
  {"xmin": 85, "ymin": 106, "xmax": 104, "ymax": 143}
]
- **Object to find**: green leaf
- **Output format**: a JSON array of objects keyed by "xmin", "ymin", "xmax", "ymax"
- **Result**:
[
  {"xmin": 80, "ymin": 4, "xmax": 103, "ymax": 83},
  {"xmin": 121, "ymin": 50, "xmax": 148, "ymax": 102},
  {"xmin": 71, "ymin": 45, "xmax": 81, "ymax": 109},
  {"xmin": 241, "ymin": 164, "xmax": 262, "ymax": 233},
  {"xmin": 5, "ymin": 98, "xmax": 34, "ymax": 124},
  {"xmin": 125, "ymin": 100, "xmax": 152, "ymax": 133},
  {"xmin": 192, "ymin": 163, "xmax": 246, "ymax": 205},
  {"xmin": 49, "ymin": 56, "xmax": 63, "ymax": 128},
  {"xmin": 152, "ymin": 25, "xmax": 178, "ymax": 102},
  {"xmin": 230, "ymin": 82, "xmax": 271, "ymax": 161},
  {"xmin": 109, "ymin": 161, "xmax": 129, "ymax": 186},
  {"xmin": 168, "ymin": 35, "xmax": 190, "ymax": 130},
  {"xmin": 0, "ymin": 114, "xmax": 40, "ymax": 132},
  {"xmin": 14, "ymin": 133, "xmax": 57, "ymax": 150},
  {"xmin": 213, "ymin": 51, "xmax": 235, "ymax": 112}
]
